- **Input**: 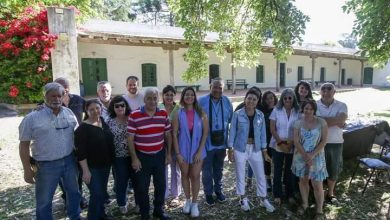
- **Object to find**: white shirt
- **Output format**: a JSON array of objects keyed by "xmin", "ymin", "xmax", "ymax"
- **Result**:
[
  {"xmin": 123, "ymin": 92, "xmax": 144, "ymax": 112},
  {"xmin": 269, "ymin": 107, "xmax": 300, "ymax": 153},
  {"xmin": 316, "ymin": 99, "xmax": 348, "ymax": 143}
]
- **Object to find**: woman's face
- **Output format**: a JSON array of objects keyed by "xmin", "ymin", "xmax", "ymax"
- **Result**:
[
  {"xmin": 163, "ymin": 91, "xmax": 175, "ymax": 105},
  {"xmin": 86, "ymin": 103, "xmax": 101, "ymax": 118},
  {"xmin": 298, "ymin": 84, "xmax": 309, "ymax": 98},
  {"xmin": 282, "ymin": 94, "xmax": 294, "ymax": 108},
  {"xmin": 113, "ymin": 101, "xmax": 126, "ymax": 117},
  {"xmin": 302, "ymin": 103, "xmax": 315, "ymax": 117},
  {"xmin": 265, "ymin": 93, "xmax": 275, "ymax": 108},
  {"xmin": 244, "ymin": 94, "xmax": 258, "ymax": 110},
  {"xmin": 183, "ymin": 89, "xmax": 195, "ymax": 105}
]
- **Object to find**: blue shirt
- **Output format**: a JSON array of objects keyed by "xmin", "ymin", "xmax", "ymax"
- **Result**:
[
  {"xmin": 19, "ymin": 105, "xmax": 78, "ymax": 161},
  {"xmin": 198, "ymin": 94, "xmax": 233, "ymax": 151},
  {"xmin": 228, "ymin": 108, "xmax": 267, "ymax": 152}
]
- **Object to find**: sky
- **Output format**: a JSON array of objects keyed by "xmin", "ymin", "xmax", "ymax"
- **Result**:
[{"xmin": 293, "ymin": 0, "xmax": 356, "ymax": 44}]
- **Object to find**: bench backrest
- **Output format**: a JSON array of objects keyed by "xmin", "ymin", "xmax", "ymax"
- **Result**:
[{"xmin": 226, "ymin": 79, "xmax": 246, "ymax": 84}]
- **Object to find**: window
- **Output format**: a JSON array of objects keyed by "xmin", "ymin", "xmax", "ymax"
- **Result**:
[
  {"xmin": 297, "ymin": 66, "xmax": 303, "ymax": 81},
  {"xmin": 141, "ymin": 63, "xmax": 157, "ymax": 87},
  {"xmin": 256, "ymin": 65, "xmax": 264, "ymax": 83},
  {"xmin": 209, "ymin": 64, "xmax": 220, "ymax": 83},
  {"xmin": 320, "ymin": 67, "xmax": 326, "ymax": 81}
]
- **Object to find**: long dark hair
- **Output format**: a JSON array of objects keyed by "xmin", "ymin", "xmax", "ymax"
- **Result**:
[
  {"xmin": 300, "ymin": 99, "xmax": 317, "ymax": 115},
  {"xmin": 108, "ymin": 95, "xmax": 131, "ymax": 118},
  {"xmin": 179, "ymin": 86, "xmax": 204, "ymax": 117},
  {"xmin": 83, "ymin": 99, "xmax": 102, "ymax": 120},
  {"xmin": 261, "ymin": 91, "xmax": 278, "ymax": 110},
  {"xmin": 294, "ymin": 80, "xmax": 313, "ymax": 103},
  {"xmin": 162, "ymin": 85, "xmax": 176, "ymax": 106}
]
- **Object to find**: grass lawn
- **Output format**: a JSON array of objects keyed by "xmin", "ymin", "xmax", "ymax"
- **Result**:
[{"xmin": 0, "ymin": 88, "xmax": 389, "ymax": 219}]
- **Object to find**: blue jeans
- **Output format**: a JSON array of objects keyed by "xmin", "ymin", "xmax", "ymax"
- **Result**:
[
  {"xmin": 35, "ymin": 154, "xmax": 81, "ymax": 220},
  {"xmin": 114, "ymin": 157, "xmax": 137, "ymax": 206},
  {"xmin": 272, "ymin": 150, "xmax": 294, "ymax": 199},
  {"xmin": 87, "ymin": 166, "xmax": 110, "ymax": 220},
  {"xmin": 202, "ymin": 148, "xmax": 226, "ymax": 195}
]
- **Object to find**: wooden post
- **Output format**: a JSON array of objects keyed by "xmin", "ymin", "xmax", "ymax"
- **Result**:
[
  {"xmin": 276, "ymin": 59, "xmax": 280, "ymax": 92},
  {"xmin": 360, "ymin": 60, "xmax": 364, "ymax": 87},
  {"xmin": 310, "ymin": 55, "xmax": 316, "ymax": 88},
  {"xmin": 231, "ymin": 53, "xmax": 236, "ymax": 94},
  {"xmin": 169, "ymin": 49, "xmax": 174, "ymax": 86},
  {"xmin": 47, "ymin": 7, "xmax": 80, "ymax": 95},
  {"xmin": 338, "ymin": 58, "xmax": 342, "ymax": 88}
]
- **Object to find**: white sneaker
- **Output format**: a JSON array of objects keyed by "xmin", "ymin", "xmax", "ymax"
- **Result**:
[
  {"xmin": 190, "ymin": 202, "xmax": 200, "ymax": 217},
  {"xmin": 260, "ymin": 198, "xmax": 275, "ymax": 213},
  {"xmin": 119, "ymin": 203, "xmax": 128, "ymax": 214},
  {"xmin": 240, "ymin": 197, "xmax": 250, "ymax": 212},
  {"xmin": 183, "ymin": 199, "xmax": 192, "ymax": 214}
]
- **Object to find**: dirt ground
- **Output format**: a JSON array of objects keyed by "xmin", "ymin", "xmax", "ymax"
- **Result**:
[{"xmin": 0, "ymin": 87, "xmax": 389, "ymax": 219}]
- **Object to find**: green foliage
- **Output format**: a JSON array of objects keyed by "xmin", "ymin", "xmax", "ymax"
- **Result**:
[
  {"xmin": 338, "ymin": 33, "xmax": 358, "ymax": 49},
  {"xmin": 343, "ymin": 0, "xmax": 390, "ymax": 67},
  {"xmin": 168, "ymin": 0, "xmax": 309, "ymax": 82}
]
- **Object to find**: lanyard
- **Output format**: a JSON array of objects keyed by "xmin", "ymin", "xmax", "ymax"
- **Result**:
[{"xmin": 209, "ymin": 97, "xmax": 224, "ymax": 131}]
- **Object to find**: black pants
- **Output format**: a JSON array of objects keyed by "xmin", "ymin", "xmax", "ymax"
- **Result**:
[{"xmin": 135, "ymin": 150, "xmax": 166, "ymax": 216}]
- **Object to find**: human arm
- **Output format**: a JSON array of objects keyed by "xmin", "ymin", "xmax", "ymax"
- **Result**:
[
  {"xmin": 322, "ymin": 112, "xmax": 347, "ymax": 128},
  {"xmin": 307, "ymin": 119, "xmax": 329, "ymax": 160},
  {"xmin": 194, "ymin": 113, "xmax": 209, "ymax": 163},
  {"xmin": 19, "ymin": 141, "xmax": 35, "ymax": 184},
  {"xmin": 165, "ymin": 130, "xmax": 172, "ymax": 165},
  {"xmin": 127, "ymin": 134, "xmax": 141, "ymax": 172},
  {"xmin": 260, "ymin": 115, "xmax": 271, "ymax": 162},
  {"xmin": 79, "ymin": 159, "xmax": 91, "ymax": 184},
  {"xmin": 171, "ymin": 111, "xmax": 184, "ymax": 165},
  {"xmin": 227, "ymin": 112, "xmax": 238, "ymax": 162}
]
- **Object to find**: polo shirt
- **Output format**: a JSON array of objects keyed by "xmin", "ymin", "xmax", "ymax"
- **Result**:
[
  {"xmin": 127, "ymin": 106, "xmax": 171, "ymax": 154},
  {"xmin": 316, "ymin": 99, "xmax": 348, "ymax": 143}
]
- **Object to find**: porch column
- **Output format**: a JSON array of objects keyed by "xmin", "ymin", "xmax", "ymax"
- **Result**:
[
  {"xmin": 231, "ymin": 53, "xmax": 237, "ymax": 94},
  {"xmin": 360, "ymin": 60, "xmax": 364, "ymax": 87},
  {"xmin": 275, "ymin": 59, "xmax": 280, "ymax": 92},
  {"xmin": 168, "ymin": 49, "xmax": 174, "ymax": 86},
  {"xmin": 310, "ymin": 55, "xmax": 317, "ymax": 88},
  {"xmin": 337, "ymin": 58, "xmax": 343, "ymax": 88},
  {"xmin": 47, "ymin": 7, "xmax": 80, "ymax": 95}
]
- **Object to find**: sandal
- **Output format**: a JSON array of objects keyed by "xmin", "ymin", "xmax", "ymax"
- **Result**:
[
  {"xmin": 314, "ymin": 212, "xmax": 325, "ymax": 220},
  {"xmin": 296, "ymin": 205, "xmax": 308, "ymax": 216},
  {"xmin": 274, "ymin": 198, "xmax": 281, "ymax": 206}
]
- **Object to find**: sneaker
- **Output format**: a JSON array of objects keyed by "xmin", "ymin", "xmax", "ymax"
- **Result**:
[
  {"xmin": 215, "ymin": 192, "xmax": 226, "ymax": 203},
  {"xmin": 326, "ymin": 195, "xmax": 339, "ymax": 205},
  {"xmin": 240, "ymin": 197, "xmax": 250, "ymax": 212},
  {"xmin": 190, "ymin": 203, "xmax": 200, "ymax": 217},
  {"xmin": 182, "ymin": 199, "xmax": 192, "ymax": 214},
  {"xmin": 119, "ymin": 204, "xmax": 128, "ymax": 214},
  {"xmin": 260, "ymin": 198, "xmax": 275, "ymax": 213},
  {"xmin": 205, "ymin": 195, "xmax": 215, "ymax": 206}
]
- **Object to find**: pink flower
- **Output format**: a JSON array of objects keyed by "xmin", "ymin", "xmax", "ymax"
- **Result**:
[
  {"xmin": 41, "ymin": 54, "xmax": 49, "ymax": 61},
  {"xmin": 26, "ymin": 81, "xmax": 33, "ymax": 88},
  {"xmin": 9, "ymin": 85, "xmax": 19, "ymax": 97}
]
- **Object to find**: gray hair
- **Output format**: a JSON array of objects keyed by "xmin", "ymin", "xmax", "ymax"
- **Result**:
[
  {"xmin": 44, "ymin": 82, "xmax": 65, "ymax": 96},
  {"xmin": 210, "ymin": 77, "xmax": 225, "ymax": 87},
  {"xmin": 97, "ymin": 81, "xmax": 111, "ymax": 92},
  {"xmin": 320, "ymin": 82, "xmax": 335, "ymax": 91},
  {"xmin": 143, "ymin": 87, "xmax": 159, "ymax": 99},
  {"xmin": 54, "ymin": 77, "xmax": 69, "ymax": 88},
  {"xmin": 276, "ymin": 88, "xmax": 300, "ymax": 111}
]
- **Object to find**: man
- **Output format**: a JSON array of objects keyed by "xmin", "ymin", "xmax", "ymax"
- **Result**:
[
  {"xmin": 54, "ymin": 77, "xmax": 88, "ymax": 209},
  {"xmin": 19, "ymin": 82, "xmax": 81, "ymax": 220},
  {"xmin": 316, "ymin": 83, "xmax": 348, "ymax": 204},
  {"xmin": 97, "ymin": 81, "xmax": 112, "ymax": 121},
  {"xmin": 123, "ymin": 75, "xmax": 144, "ymax": 111},
  {"xmin": 127, "ymin": 87, "xmax": 172, "ymax": 220},
  {"xmin": 198, "ymin": 77, "xmax": 233, "ymax": 205}
]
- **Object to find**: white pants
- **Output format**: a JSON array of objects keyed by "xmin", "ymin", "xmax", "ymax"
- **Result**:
[{"xmin": 234, "ymin": 144, "xmax": 267, "ymax": 197}]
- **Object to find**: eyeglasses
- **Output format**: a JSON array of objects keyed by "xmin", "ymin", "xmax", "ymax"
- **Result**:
[
  {"xmin": 114, "ymin": 103, "xmax": 126, "ymax": 108},
  {"xmin": 321, "ymin": 86, "xmax": 333, "ymax": 91},
  {"xmin": 283, "ymin": 96, "xmax": 293, "ymax": 101}
]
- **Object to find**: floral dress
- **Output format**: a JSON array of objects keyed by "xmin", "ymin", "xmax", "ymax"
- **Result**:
[{"xmin": 291, "ymin": 117, "xmax": 328, "ymax": 181}]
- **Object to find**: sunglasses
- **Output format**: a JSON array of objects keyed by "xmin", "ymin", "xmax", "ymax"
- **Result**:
[
  {"xmin": 321, "ymin": 86, "xmax": 333, "ymax": 91},
  {"xmin": 114, "ymin": 103, "xmax": 126, "ymax": 108},
  {"xmin": 283, "ymin": 96, "xmax": 293, "ymax": 101}
]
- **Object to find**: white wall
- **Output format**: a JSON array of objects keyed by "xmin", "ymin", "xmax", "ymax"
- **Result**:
[{"xmin": 373, "ymin": 62, "xmax": 390, "ymax": 87}]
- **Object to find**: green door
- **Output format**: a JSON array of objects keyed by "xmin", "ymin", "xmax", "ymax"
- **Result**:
[
  {"xmin": 142, "ymin": 63, "xmax": 157, "ymax": 87},
  {"xmin": 209, "ymin": 64, "xmax": 220, "ymax": 83},
  {"xmin": 320, "ymin": 67, "xmax": 326, "ymax": 82},
  {"xmin": 81, "ymin": 58, "xmax": 107, "ymax": 96},
  {"xmin": 297, "ymin": 66, "xmax": 303, "ymax": 81},
  {"xmin": 363, "ymin": 67, "xmax": 373, "ymax": 84},
  {"xmin": 341, "ymin": 69, "xmax": 346, "ymax": 85},
  {"xmin": 280, "ymin": 63, "xmax": 285, "ymax": 87}
]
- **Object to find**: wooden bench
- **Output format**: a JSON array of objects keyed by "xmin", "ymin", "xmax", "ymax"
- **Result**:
[
  {"xmin": 174, "ymin": 85, "xmax": 200, "ymax": 92},
  {"xmin": 314, "ymin": 80, "xmax": 336, "ymax": 87},
  {"xmin": 226, "ymin": 79, "xmax": 249, "ymax": 90}
]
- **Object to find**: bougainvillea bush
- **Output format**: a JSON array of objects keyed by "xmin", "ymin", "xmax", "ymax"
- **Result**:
[{"xmin": 0, "ymin": 6, "xmax": 57, "ymax": 104}]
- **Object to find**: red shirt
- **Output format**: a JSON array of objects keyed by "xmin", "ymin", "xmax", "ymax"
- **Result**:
[{"xmin": 127, "ymin": 106, "xmax": 171, "ymax": 154}]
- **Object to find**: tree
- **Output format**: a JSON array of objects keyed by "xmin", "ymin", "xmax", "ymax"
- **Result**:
[
  {"xmin": 168, "ymin": 0, "xmax": 309, "ymax": 82},
  {"xmin": 338, "ymin": 33, "xmax": 357, "ymax": 49},
  {"xmin": 343, "ymin": 0, "xmax": 390, "ymax": 67},
  {"xmin": 132, "ymin": 0, "xmax": 173, "ymax": 25}
]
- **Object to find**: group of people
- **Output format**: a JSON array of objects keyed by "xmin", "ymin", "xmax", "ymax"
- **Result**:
[{"xmin": 18, "ymin": 76, "xmax": 347, "ymax": 220}]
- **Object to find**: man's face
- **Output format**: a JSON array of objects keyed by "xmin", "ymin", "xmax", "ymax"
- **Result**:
[
  {"xmin": 320, "ymin": 85, "xmax": 335, "ymax": 102},
  {"xmin": 45, "ymin": 90, "xmax": 63, "ymax": 110},
  {"xmin": 126, "ymin": 79, "xmax": 138, "ymax": 95},
  {"xmin": 210, "ymin": 81, "xmax": 223, "ymax": 99},
  {"xmin": 97, "ymin": 84, "xmax": 112, "ymax": 102},
  {"xmin": 144, "ymin": 92, "xmax": 158, "ymax": 111}
]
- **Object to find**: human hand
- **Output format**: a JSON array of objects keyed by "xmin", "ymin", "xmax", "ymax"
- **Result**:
[
  {"xmin": 165, "ymin": 154, "xmax": 172, "ymax": 165},
  {"xmin": 228, "ymin": 149, "xmax": 235, "ymax": 163},
  {"xmin": 263, "ymin": 152, "xmax": 272, "ymax": 163},
  {"xmin": 176, "ymin": 154, "xmax": 185, "ymax": 165},
  {"xmin": 132, "ymin": 157, "xmax": 142, "ymax": 172},
  {"xmin": 193, "ymin": 152, "xmax": 202, "ymax": 163},
  {"xmin": 82, "ymin": 169, "xmax": 91, "ymax": 184},
  {"xmin": 24, "ymin": 168, "xmax": 35, "ymax": 184}
]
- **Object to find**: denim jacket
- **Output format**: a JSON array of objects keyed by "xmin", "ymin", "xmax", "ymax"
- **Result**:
[{"xmin": 228, "ymin": 108, "xmax": 267, "ymax": 153}]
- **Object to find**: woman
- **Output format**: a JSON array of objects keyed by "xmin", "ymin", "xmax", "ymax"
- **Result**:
[
  {"xmin": 172, "ymin": 87, "xmax": 208, "ymax": 217},
  {"xmin": 257, "ymin": 91, "xmax": 278, "ymax": 191},
  {"xmin": 75, "ymin": 99, "xmax": 114, "ymax": 220},
  {"xmin": 228, "ymin": 90, "xmax": 275, "ymax": 213},
  {"xmin": 159, "ymin": 85, "xmax": 182, "ymax": 203},
  {"xmin": 269, "ymin": 88, "xmax": 300, "ymax": 206},
  {"xmin": 294, "ymin": 80, "xmax": 313, "ymax": 104},
  {"xmin": 106, "ymin": 96, "xmax": 136, "ymax": 214},
  {"xmin": 292, "ymin": 100, "xmax": 328, "ymax": 219}
]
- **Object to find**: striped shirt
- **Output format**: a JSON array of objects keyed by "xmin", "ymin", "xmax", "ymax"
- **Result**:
[{"xmin": 127, "ymin": 106, "xmax": 171, "ymax": 154}]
